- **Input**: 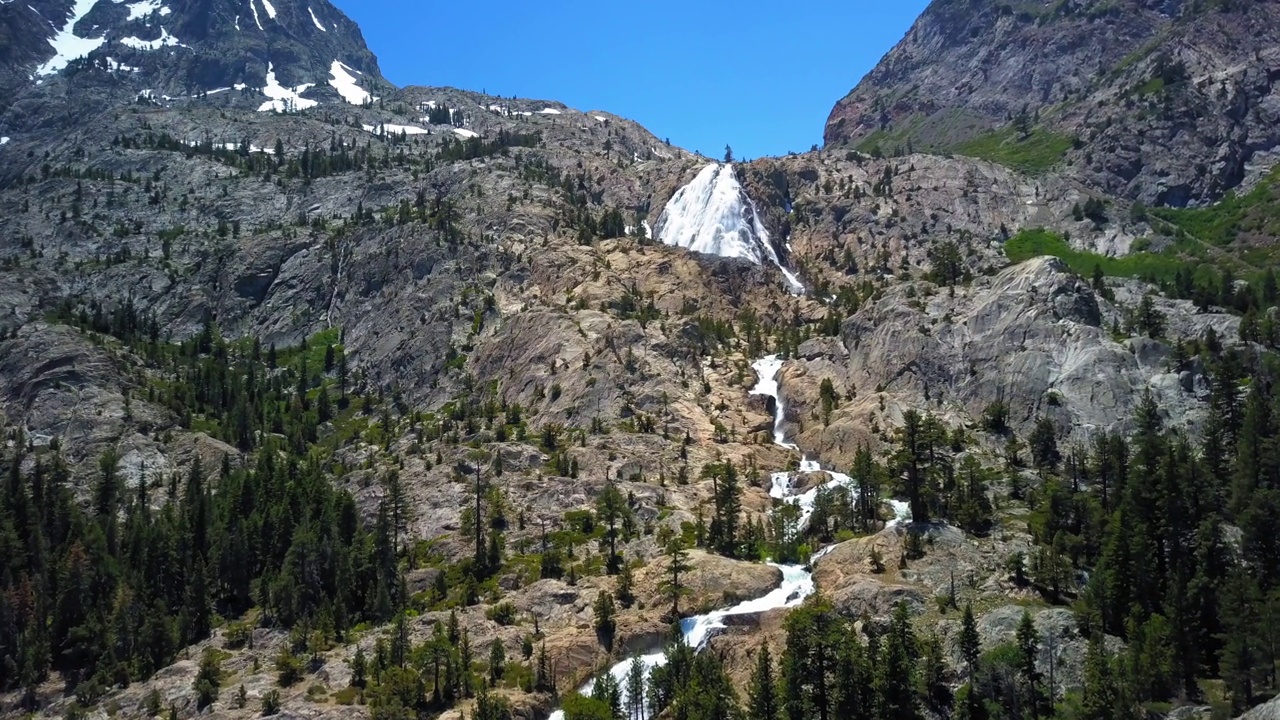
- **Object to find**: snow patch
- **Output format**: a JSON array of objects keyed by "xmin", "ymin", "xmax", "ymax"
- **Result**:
[
  {"xmin": 537, "ymin": 108, "xmax": 562, "ymax": 115},
  {"xmin": 257, "ymin": 63, "xmax": 317, "ymax": 112},
  {"xmin": 35, "ymin": 0, "xmax": 107, "ymax": 77},
  {"xmin": 119, "ymin": 27, "xmax": 184, "ymax": 50},
  {"xmin": 0, "ymin": 137, "xmax": 10, "ymax": 146},
  {"xmin": 452, "ymin": 128, "xmax": 478, "ymax": 139},
  {"xmin": 328, "ymin": 60, "xmax": 372, "ymax": 105},
  {"xmin": 120, "ymin": 0, "xmax": 162, "ymax": 21},
  {"xmin": 655, "ymin": 163, "xmax": 804, "ymax": 292},
  {"xmin": 221, "ymin": 141, "xmax": 273, "ymax": 154},
  {"xmin": 308, "ymin": 6, "xmax": 325, "ymax": 30},
  {"xmin": 362, "ymin": 123, "xmax": 429, "ymax": 136},
  {"xmin": 259, "ymin": 0, "xmax": 275, "ymax": 19},
  {"xmin": 249, "ymin": 0, "xmax": 262, "ymax": 29},
  {"xmin": 105, "ymin": 56, "xmax": 140, "ymax": 72},
  {"xmin": 593, "ymin": 115, "xmax": 607, "ymax": 122}
]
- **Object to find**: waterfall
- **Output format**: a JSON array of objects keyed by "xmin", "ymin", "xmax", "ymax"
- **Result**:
[
  {"xmin": 546, "ymin": 356, "xmax": 910, "ymax": 720},
  {"xmin": 654, "ymin": 163, "xmax": 804, "ymax": 293}
]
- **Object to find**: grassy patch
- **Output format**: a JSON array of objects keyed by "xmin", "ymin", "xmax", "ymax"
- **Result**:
[
  {"xmin": 1131, "ymin": 76, "xmax": 1165, "ymax": 97},
  {"xmin": 955, "ymin": 126, "xmax": 1076, "ymax": 173},
  {"xmin": 1109, "ymin": 36, "xmax": 1164, "ymax": 78},
  {"xmin": 1151, "ymin": 168, "xmax": 1280, "ymax": 248},
  {"xmin": 1004, "ymin": 228, "xmax": 1190, "ymax": 283},
  {"xmin": 331, "ymin": 687, "xmax": 360, "ymax": 705}
]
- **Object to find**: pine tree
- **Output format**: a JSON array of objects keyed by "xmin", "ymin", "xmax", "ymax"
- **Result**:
[
  {"xmin": 959, "ymin": 603, "xmax": 981, "ymax": 678},
  {"xmin": 1221, "ymin": 568, "xmax": 1261, "ymax": 711},
  {"xmin": 350, "ymin": 646, "xmax": 367, "ymax": 688},
  {"xmin": 851, "ymin": 444, "xmax": 879, "ymax": 532},
  {"xmin": 834, "ymin": 632, "xmax": 873, "ymax": 720},
  {"xmin": 661, "ymin": 537, "xmax": 691, "ymax": 619},
  {"xmin": 616, "ymin": 561, "xmax": 636, "ymax": 608},
  {"xmin": 748, "ymin": 643, "xmax": 780, "ymax": 720},
  {"xmin": 194, "ymin": 647, "xmax": 221, "ymax": 709},
  {"xmin": 534, "ymin": 643, "xmax": 553, "ymax": 692},
  {"xmin": 95, "ymin": 448, "xmax": 122, "ymax": 553},
  {"xmin": 1016, "ymin": 611, "xmax": 1045, "ymax": 717},
  {"xmin": 1080, "ymin": 632, "xmax": 1118, "ymax": 720},
  {"xmin": 704, "ymin": 461, "xmax": 743, "ymax": 557},
  {"xmin": 596, "ymin": 480, "xmax": 628, "ymax": 574},
  {"xmin": 593, "ymin": 591, "xmax": 617, "ymax": 650},
  {"xmin": 876, "ymin": 602, "xmax": 918, "ymax": 720},
  {"xmin": 1029, "ymin": 418, "xmax": 1061, "ymax": 472},
  {"xmin": 625, "ymin": 657, "xmax": 646, "ymax": 720},
  {"xmin": 782, "ymin": 596, "xmax": 844, "ymax": 720},
  {"xmin": 487, "ymin": 638, "xmax": 505, "ymax": 686},
  {"xmin": 895, "ymin": 410, "xmax": 942, "ymax": 524}
]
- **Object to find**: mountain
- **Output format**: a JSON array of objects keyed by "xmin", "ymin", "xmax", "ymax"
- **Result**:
[
  {"xmin": 0, "ymin": 0, "xmax": 384, "ymax": 132},
  {"xmin": 2, "ymin": 1, "xmax": 1280, "ymax": 719},
  {"xmin": 824, "ymin": 0, "xmax": 1280, "ymax": 206}
]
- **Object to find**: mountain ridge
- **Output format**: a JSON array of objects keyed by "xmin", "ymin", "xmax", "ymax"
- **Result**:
[
  {"xmin": 824, "ymin": 0, "xmax": 1280, "ymax": 207},
  {"xmin": 0, "ymin": 0, "xmax": 385, "ymax": 133}
]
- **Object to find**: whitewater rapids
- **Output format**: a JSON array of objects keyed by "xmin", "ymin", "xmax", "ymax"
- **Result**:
[{"xmin": 546, "ymin": 356, "xmax": 908, "ymax": 719}]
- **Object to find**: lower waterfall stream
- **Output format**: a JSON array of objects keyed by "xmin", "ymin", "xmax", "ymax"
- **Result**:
[{"xmin": 546, "ymin": 356, "xmax": 910, "ymax": 720}]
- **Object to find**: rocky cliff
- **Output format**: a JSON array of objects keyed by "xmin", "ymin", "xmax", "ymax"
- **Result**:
[{"xmin": 825, "ymin": 0, "xmax": 1280, "ymax": 206}]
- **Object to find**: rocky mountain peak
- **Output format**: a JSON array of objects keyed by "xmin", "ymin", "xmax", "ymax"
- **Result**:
[
  {"xmin": 823, "ymin": 0, "xmax": 1280, "ymax": 206},
  {"xmin": 0, "ymin": 0, "xmax": 383, "ymax": 121}
]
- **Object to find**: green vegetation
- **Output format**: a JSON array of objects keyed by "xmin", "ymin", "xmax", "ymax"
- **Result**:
[
  {"xmin": 1152, "ymin": 167, "xmax": 1280, "ymax": 249},
  {"xmin": 0, "ymin": 309, "xmax": 410, "ymax": 710},
  {"xmin": 955, "ymin": 126, "xmax": 1076, "ymax": 173},
  {"xmin": 1004, "ymin": 228, "xmax": 1188, "ymax": 283},
  {"xmin": 1005, "ymin": 226, "xmax": 1279, "ymax": 318}
]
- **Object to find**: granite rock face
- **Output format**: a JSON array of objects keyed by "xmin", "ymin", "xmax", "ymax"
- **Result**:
[{"xmin": 824, "ymin": 0, "xmax": 1280, "ymax": 206}]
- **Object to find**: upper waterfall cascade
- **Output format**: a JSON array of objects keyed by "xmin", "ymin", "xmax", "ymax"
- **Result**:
[{"xmin": 654, "ymin": 163, "xmax": 804, "ymax": 292}]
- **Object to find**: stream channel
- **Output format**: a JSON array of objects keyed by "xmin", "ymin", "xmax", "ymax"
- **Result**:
[{"xmin": 546, "ymin": 356, "xmax": 910, "ymax": 720}]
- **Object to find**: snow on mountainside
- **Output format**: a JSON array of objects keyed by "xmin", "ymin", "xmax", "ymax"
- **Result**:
[
  {"xmin": 0, "ymin": 0, "xmax": 384, "ymax": 123},
  {"xmin": 656, "ymin": 163, "xmax": 803, "ymax": 291}
]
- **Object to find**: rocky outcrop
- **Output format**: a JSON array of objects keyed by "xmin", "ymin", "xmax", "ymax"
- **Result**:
[
  {"xmin": 634, "ymin": 550, "xmax": 782, "ymax": 616},
  {"xmin": 780, "ymin": 257, "xmax": 1233, "ymax": 467},
  {"xmin": 824, "ymin": 0, "xmax": 1280, "ymax": 206},
  {"xmin": 1242, "ymin": 695, "xmax": 1280, "ymax": 720}
]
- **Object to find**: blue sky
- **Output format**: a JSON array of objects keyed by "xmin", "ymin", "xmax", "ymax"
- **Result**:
[{"xmin": 333, "ymin": 1, "xmax": 929, "ymax": 159}]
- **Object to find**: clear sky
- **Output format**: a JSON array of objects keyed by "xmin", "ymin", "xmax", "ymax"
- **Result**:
[{"xmin": 332, "ymin": 1, "xmax": 929, "ymax": 160}]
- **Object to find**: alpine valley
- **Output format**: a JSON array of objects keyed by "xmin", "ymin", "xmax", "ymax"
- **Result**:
[{"xmin": 2, "ymin": 1, "xmax": 1280, "ymax": 720}]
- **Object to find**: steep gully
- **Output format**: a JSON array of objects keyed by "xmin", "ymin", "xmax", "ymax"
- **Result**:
[{"xmin": 546, "ymin": 357, "xmax": 910, "ymax": 720}]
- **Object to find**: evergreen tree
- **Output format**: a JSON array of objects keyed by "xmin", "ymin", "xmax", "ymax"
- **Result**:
[
  {"xmin": 1221, "ymin": 568, "xmax": 1262, "ymax": 711},
  {"xmin": 959, "ymin": 603, "xmax": 981, "ymax": 677},
  {"xmin": 593, "ymin": 591, "xmax": 617, "ymax": 650},
  {"xmin": 661, "ymin": 537, "xmax": 691, "ymax": 619},
  {"xmin": 1029, "ymin": 418, "xmax": 1061, "ymax": 472},
  {"xmin": 704, "ymin": 461, "xmax": 743, "ymax": 557},
  {"xmin": 876, "ymin": 602, "xmax": 919, "ymax": 720},
  {"xmin": 748, "ymin": 643, "xmax": 781, "ymax": 720},
  {"xmin": 194, "ymin": 648, "xmax": 221, "ymax": 709},
  {"xmin": 1015, "ymin": 611, "xmax": 1046, "ymax": 717},
  {"xmin": 596, "ymin": 480, "xmax": 629, "ymax": 574}
]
